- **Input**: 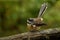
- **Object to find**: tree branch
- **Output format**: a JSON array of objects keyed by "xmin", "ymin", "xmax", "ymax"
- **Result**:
[{"xmin": 0, "ymin": 28, "xmax": 60, "ymax": 40}]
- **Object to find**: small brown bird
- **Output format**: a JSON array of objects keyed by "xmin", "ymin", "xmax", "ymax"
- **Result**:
[{"xmin": 27, "ymin": 3, "xmax": 48, "ymax": 32}]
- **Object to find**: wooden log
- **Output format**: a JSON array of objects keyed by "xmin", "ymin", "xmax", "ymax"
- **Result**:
[{"xmin": 0, "ymin": 28, "xmax": 60, "ymax": 40}]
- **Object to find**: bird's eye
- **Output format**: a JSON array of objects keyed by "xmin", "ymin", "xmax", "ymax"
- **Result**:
[
  {"xmin": 27, "ymin": 18, "xmax": 34, "ymax": 24},
  {"xmin": 28, "ymin": 18, "xmax": 34, "ymax": 21}
]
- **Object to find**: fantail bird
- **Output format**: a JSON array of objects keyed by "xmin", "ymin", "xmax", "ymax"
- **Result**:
[{"xmin": 27, "ymin": 3, "xmax": 48, "ymax": 32}]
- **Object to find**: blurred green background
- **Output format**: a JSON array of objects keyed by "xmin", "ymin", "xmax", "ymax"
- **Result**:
[{"xmin": 0, "ymin": 0, "xmax": 60, "ymax": 37}]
